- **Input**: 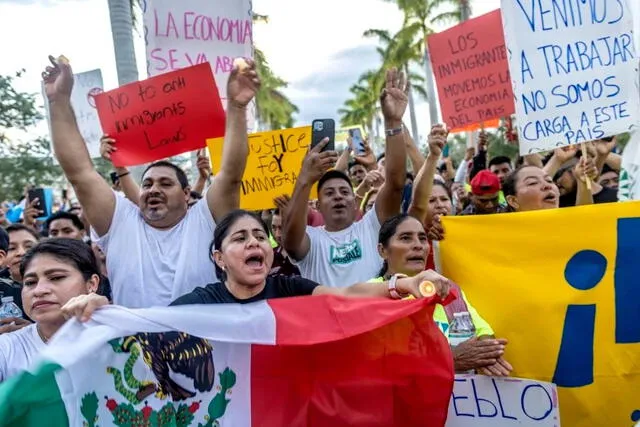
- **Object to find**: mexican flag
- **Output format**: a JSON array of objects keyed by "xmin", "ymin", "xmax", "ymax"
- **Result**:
[{"xmin": 0, "ymin": 295, "xmax": 454, "ymax": 427}]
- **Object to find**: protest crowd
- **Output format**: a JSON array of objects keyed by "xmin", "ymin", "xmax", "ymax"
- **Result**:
[{"xmin": 0, "ymin": 2, "xmax": 638, "ymax": 426}]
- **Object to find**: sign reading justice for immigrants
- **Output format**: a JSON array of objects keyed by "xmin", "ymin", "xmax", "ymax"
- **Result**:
[
  {"xmin": 501, "ymin": 0, "xmax": 640, "ymax": 154},
  {"xmin": 207, "ymin": 127, "xmax": 316, "ymax": 211}
]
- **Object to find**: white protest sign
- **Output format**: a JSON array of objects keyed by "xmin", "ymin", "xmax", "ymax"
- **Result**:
[
  {"xmin": 43, "ymin": 69, "xmax": 104, "ymax": 159},
  {"xmin": 501, "ymin": 0, "xmax": 640, "ymax": 154},
  {"xmin": 141, "ymin": 0, "xmax": 255, "ymax": 130},
  {"xmin": 446, "ymin": 375, "xmax": 560, "ymax": 426}
]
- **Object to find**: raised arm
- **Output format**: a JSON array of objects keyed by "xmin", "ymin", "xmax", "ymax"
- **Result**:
[
  {"xmin": 403, "ymin": 126, "xmax": 425, "ymax": 175},
  {"xmin": 193, "ymin": 150, "xmax": 212, "ymax": 195},
  {"xmin": 543, "ymin": 145, "xmax": 578, "ymax": 178},
  {"xmin": 334, "ymin": 144, "xmax": 351, "ymax": 173},
  {"xmin": 375, "ymin": 68, "xmax": 409, "ymax": 223},
  {"xmin": 43, "ymin": 55, "xmax": 115, "ymax": 236},
  {"xmin": 282, "ymin": 139, "xmax": 338, "ymax": 261},
  {"xmin": 100, "ymin": 135, "xmax": 140, "ymax": 205},
  {"xmin": 574, "ymin": 156, "xmax": 595, "ymax": 206},
  {"xmin": 207, "ymin": 59, "xmax": 260, "ymax": 222},
  {"xmin": 408, "ymin": 125, "xmax": 446, "ymax": 223}
]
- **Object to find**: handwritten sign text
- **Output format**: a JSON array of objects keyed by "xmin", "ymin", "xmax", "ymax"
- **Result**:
[
  {"xmin": 501, "ymin": 0, "xmax": 640, "ymax": 154},
  {"xmin": 428, "ymin": 10, "xmax": 515, "ymax": 130},
  {"xmin": 207, "ymin": 127, "xmax": 316, "ymax": 210},
  {"xmin": 95, "ymin": 63, "xmax": 224, "ymax": 167}
]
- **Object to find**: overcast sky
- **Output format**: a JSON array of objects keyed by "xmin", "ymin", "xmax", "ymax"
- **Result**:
[{"xmin": 0, "ymin": 0, "xmax": 501, "ymax": 143}]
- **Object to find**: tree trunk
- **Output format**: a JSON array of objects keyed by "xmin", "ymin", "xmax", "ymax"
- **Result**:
[
  {"xmin": 107, "ymin": 0, "xmax": 138, "ymax": 85},
  {"xmin": 405, "ymin": 64, "xmax": 420, "ymax": 144},
  {"xmin": 423, "ymin": 46, "xmax": 439, "ymax": 128},
  {"xmin": 107, "ymin": 0, "xmax": 144, "ymax": 179}
]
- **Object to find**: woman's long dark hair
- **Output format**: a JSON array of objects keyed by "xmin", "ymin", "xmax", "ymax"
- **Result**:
[
  {"xmin": 377, "ymin": 214, "xmax": 413, "ymax": 278},
  {"xmin": 20, "ymin": 238, "xmax": 99, "ymax": 280},
  {"xmin": 209, "ymin": 209, "xmax": 270, "ymax": 282}
]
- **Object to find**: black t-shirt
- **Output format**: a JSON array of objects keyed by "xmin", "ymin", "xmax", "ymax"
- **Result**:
[
  {"xmin": 170, "ymin": 275, "xmax": 321, "ymax": 305},
  {"xmin": 560, "ymin": 186, "xmax": 619, "ymax": 207},
  {"xmin": 593, "ymin": 186, "xmax": 618, "ymax": 204}
]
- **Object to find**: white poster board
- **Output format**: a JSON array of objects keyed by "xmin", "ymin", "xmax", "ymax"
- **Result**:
[
  {"xmin": 142, "ymin": 0, "xmax": 255, "ymax": 130},
  {"xmin": 43, "ymin": 69, "xmax": 104, "ymax": 159},
  {"xmin": 446, "ymin": 375, "xmax": 560, "ymax": 426},
  {"xmin": 501, "ymin": 0, "xmax": 640, "ymax": 154}
]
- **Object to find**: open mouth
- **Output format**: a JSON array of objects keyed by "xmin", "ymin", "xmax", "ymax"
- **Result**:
[
  {"xmin": 245, "ymin": 254, "xmax": 265, "ymax": 269},
  {"xmin": 543, "ymin": 193, "xmax": 558, "ymax": 203},
  {"xmin": 147, "ymin": 198, "xmax": 165, "ymax": 207},
  {"xmin": 406, "ymin": 255, "xmax": 426, "ymax": 264}
]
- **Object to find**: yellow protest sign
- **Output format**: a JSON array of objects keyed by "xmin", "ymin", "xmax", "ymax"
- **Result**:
[
  {"xmin": 207, "ymin": 127, "xmax": 317, "ymax": 211},
  {"xmin": 439, "ymin": 202, "xmax": 640, "ymax": 427}
]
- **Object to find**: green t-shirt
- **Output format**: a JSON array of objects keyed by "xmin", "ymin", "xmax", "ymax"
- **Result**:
[{"xmin": 368, "ymin": 277, "xmax": 494, "ymax": 340}]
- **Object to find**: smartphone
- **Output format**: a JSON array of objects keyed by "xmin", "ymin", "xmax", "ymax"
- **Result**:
[
  {"xmin": 27, "ymin": 188, "xmax": 53, "ymax": 219},
  {"xmin": 349, "ymin": 128, "xmax": 366, "ymax": 156},
  {"xmin": 442, "ymin": 144, "xmax": 450, "ymax": 158},
  {"xmin": 311, "ymin": 119, "xmax": 335, "ymax": 152}
]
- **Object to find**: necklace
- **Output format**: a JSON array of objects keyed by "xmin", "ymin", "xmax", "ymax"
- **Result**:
[{"xmin": 36, "ymin": 325, "xmax": 49, "ymax": 344}]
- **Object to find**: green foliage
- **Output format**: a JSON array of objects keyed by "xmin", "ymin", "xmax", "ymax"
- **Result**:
[
  {"xmin": 0, "ymin": 71, "xmax": 42, "ymax": 132},
  {"xmin": 254, "ymin": 47, "xmax": 299, "ymax": 130},
  {"xmin": 0, "ymin": 72, "xmax": 62, "ymax": 202},
  {"xmin": 339, "ymin": 0, "xmax": 461, "ymax": 133},
  {"xmin": 0, "ymin": 137, "xmax": 62, "ymax": 202}
]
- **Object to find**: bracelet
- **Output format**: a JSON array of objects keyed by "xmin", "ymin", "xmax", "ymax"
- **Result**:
[
  {"xmin": 117, "ymin": 171, "xmax": 130, "ymax": 178},
  {"xmin": 388, "ymin": 274, "xmax": 408, "ymax": 299},
  {"xmin": 385, "ymin": 127, "xmax": 403, "ymax": 137}
]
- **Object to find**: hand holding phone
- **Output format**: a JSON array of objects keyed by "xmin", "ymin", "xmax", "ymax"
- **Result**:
[
  {"xmin": 348, "ymin": 128, "xmax": 366, "ymax": 156},
  {"xmin": 311, "ymin": 119, "xmax": 335, "ymax": 152}
]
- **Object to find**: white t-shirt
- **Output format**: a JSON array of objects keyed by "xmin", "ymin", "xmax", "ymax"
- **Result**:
[
  {"xmin": 0, "ymin": 324, "xmax": 45, "ymax": 382},
  {"xmin": 296, "ymin": 208, "xmax": 383, "ymax": 287},
  {"xmin": 94, "ymin": 194, "xmax": 217, "ymax": 308}
]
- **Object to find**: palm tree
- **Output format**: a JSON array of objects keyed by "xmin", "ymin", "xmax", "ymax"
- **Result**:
[
  {"xmin": 112, "ymin": 0, "xmax": 139, "ymax": 85},
  {"xmin": 254, "ymin": 48, "xmax": 299, "ymax": 130},
  {"xmin": 363, "ymin": 27, "xmax": 427, "ymax": 142},
  {"xmin": 384, "ymin": 0, "xmax": 464, "ymax": 126},
  {"xmin": 338, "ymin": 70, "xmax": 384, "ymax": 139}
]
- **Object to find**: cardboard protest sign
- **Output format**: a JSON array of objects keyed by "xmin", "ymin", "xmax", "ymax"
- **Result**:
[
  {"xmin": 43, "ymin": 69, "xmax": 104, "ymax": 158},
  {"xmin": 143, "ymin": 0, "xmax": 255, "ymax": 130},
  {"xmin": 207, "ymin": 127, "xmax": 317, "ymax": 210},
  {"xmin": 446, "ymin": 376, "xmax": 559, "ymax": 426},
  {"xmin": 501, "ymin": 0, "xmax": 640, "ymax": 154},
  {"xmin": 428, "ymin": 10, "xmax": 514, "ymax": 131},
  {"xmin": 95, "ymin": 63, "xmax": 225, "ymax": 167}
]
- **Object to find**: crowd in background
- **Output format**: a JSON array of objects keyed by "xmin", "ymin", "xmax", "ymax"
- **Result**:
[{"xmin": 0, "ymin": 55, "xmax": 624, "ymax": 383}]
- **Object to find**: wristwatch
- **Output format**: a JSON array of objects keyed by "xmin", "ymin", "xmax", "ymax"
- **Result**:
[
  {"xmin": 388, "ymin": 273, "xmax": 408, "ymax": 299},
  {"xmin": 385, "ymin": 127, "xmax": 403, "ymax": 137}
]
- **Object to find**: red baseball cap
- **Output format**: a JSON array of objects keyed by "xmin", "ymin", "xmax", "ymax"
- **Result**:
[{"xmin": 470, "ymin": 170, "xmax": 501, "ymax": 196}]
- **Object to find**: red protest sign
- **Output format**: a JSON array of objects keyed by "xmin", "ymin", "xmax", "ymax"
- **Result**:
[
  {"xmin": 95, "ymin": 63, "xmax": 224, "ymax": 167},
  {"xmin": 427, "ymin": 9, "xmax": 514, "ymax": 131}
]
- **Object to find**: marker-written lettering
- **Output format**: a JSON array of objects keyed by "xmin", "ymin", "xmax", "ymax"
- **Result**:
[
  {"xmin": 152, "ymin": 8, "xmax": 253, "ymax": 45},
  {"xmin": 240, "ymin": 130, "xmax": 310, "ymax": 196},
  {"xmin": 106, "ymin": 76, "xmax": 189, "ymax": 150},
  {"xmin": 515, "ymin": 0, "xmax": 624, "ymax": 32}
]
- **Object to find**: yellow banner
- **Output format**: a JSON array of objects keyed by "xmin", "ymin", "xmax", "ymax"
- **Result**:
[
  {"xmin": 440, "ymin": 202, "xmax": 640, "ymax": 427},
  {"xmin": 207, "ymin": 127, "xmax": 317, "ymax": 211}
]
